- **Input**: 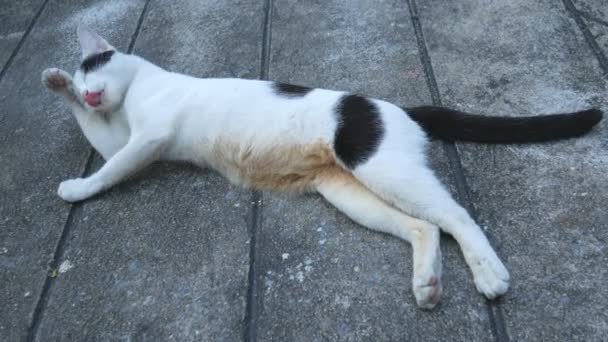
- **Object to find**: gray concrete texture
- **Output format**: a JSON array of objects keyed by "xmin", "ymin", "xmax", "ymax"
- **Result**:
[
  {"xmin": 0, "ymin": 0, "xmax": 606, "ymax": 341},
  {"xmin": 0, "ymin": 0, "xmax": 45, "ymax": 69}
]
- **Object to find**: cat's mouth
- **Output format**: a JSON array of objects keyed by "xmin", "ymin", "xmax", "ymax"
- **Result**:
[{"xmin": 83, "ymin": 90, "xmax": 103, "ymax": 107}]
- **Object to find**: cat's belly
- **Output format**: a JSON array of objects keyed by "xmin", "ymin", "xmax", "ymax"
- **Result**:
[
  {"xmin": 203, "ymin": 138, "xmax": 344, "ymax": 192},
  {"xmin": 165, "ymin": 81, "xmax": 347, "ymax": 189}
]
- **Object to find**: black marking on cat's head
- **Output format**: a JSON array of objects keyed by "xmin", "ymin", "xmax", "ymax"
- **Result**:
[
  {"xmin": 80, "ymin": 50, "xmax": 115, "ymax": 73},
  {"xmin": 333, "ymin": 95, "xmax": 384, "ymax": 169},
  {"xmin": 273, "ymin": 82, "xmax": 313, "ymax": 98}
]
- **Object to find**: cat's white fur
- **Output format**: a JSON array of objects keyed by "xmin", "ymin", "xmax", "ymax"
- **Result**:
[{"xmin": 41, "ymin": 26, "xmax": 509, "ymax": 309}]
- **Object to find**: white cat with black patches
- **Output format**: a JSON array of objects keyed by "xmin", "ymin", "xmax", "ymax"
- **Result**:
[{"xmin": 42, "ymin": 26, "xmax": 603, "ymax": 309}]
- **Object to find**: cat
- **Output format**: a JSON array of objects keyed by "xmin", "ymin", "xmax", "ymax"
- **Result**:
[{"xmin": 41, "ymin": 26, "xmax": 603, "ymax": 309}]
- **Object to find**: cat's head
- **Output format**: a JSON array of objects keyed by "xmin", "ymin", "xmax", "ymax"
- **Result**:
[{"xmin": 73, "ymin": 26, "xmax": 133, "ymax": 112}]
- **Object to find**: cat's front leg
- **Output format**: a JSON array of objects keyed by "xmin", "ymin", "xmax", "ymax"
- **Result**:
[
  {"xmin": 42, "ymin": 68, "xmax": 85, "ymax": 108},
  {"xmin": 57, "ymin": 177, "xmax": 103, "ymax": 203},
  {"xmin": 43, "ymin": 67, "xmax": 129, "ymax": 160},
  {"xmin": 58, "ymin": 133, "xmax": 169, "ymax": 202}
]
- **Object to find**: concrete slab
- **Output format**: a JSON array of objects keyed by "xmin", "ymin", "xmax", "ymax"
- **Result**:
[
  {"xmin": 37, "ymin": 164, "xmax": 253, "ymax": 341},
  {"xmin": 255, "ymin": 1, "xmax": 495, "ymax": 340},
  {"xmin": 0, "ymin": 0, "xmax": 45, "ymax": 69},
  {"xmin": 258, "ymin": 192, "xmax": 493, "ymax": 342},
  {"xmin": 34, "ymin": 0, "xmax": 265, "ymax": 340},
  {"xmin": 0, "ymin": 0, "xmax": 145, "ymax": 340},
  {"xmin": 417, "ymin": 0, "xmax": 608, "ymax": 340},
  {"xmin": 268, "ymin": 0, "xmax": 430, "ymax": 102},
  {"xmin": 132, "ymin": 0, "xmax": 263, "ymax": 79}
]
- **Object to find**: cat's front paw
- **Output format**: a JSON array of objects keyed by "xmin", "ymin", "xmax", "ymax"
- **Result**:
[
  {"xmin": 42, "ymin": 68, "xmax": 81, "ymax": 104},
  {"xmin": 468, "ymin": 252, "xmax": 510, "ymax": 299},
  {"xmin": 57, "ymin": 178, "xmax": 101, "ymax": 202},
  {"xmin": 42, "ymin": 68, "xmax": 72, "ymax": 91}
]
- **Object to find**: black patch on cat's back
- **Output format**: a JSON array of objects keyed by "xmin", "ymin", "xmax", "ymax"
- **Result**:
[
  {"xmin": 333, "ymin": 94, "xmax": 384, "ymax": 169},
  {"xmin": 273, "ymin": 82, "xmax": 313, "ymax": 98},
  {"xmin": 80, "ymin": 50, "xmax": 115, "ymax": 73}
]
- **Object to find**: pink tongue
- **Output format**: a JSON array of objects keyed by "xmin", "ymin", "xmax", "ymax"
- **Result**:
[{"xmin": 84, "ymin": 91, "xmax": 102, "ymax": 106}]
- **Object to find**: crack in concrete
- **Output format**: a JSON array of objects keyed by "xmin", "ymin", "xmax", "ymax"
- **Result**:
[
  {"xmin": 562, "ymin": 0, "xmax": 608, "ymax": 75},
  {"xmin": 0, "ymin": 0, "xmax": 50, "ymax": 85},
  {"xmin": 577, "ymin": 10, "xmax": 608, "ymax": 28},
  {"xmin": 244, "ymin": 2, "xmax": 273, "ymax": 341},
  {"xmin": 24, "ymin": 1, "xmax": 152, "ymax": 340},
  {"xmin": 405, "ymin": 0, "xmax": 511, "ymax": 341}
]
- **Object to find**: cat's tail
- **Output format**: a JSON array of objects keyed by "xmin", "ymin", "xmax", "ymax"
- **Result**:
[{"xmin": 403, "ymin": 106, "xmax": 603, "ymax": 143}]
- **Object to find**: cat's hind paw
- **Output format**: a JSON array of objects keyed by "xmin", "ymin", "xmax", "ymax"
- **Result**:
[
  {"xmin": 413, "ymin": 275, "xmax": 443, "ymax": 310},
  {"xmin": 469, "ymin": 254, "xmax": 510, "ymax": 299}
]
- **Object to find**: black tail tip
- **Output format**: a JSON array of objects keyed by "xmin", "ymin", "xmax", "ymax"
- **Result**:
[{"xmin": 578, "ymin": 108, "xmax": 604, "ymax": 127}]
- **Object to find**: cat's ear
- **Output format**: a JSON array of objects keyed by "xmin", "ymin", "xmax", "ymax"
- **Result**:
[{"xmin": 77, "ymin": 25, "xmax": 114, "ymax": 59}]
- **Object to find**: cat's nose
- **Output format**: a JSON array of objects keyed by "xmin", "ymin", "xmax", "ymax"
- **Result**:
[{"xmin": 83, "ymin": 90, "xmax": 103, "ymax": 107}]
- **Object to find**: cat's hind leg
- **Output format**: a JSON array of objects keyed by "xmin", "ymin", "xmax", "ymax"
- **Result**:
[
  {"xmin": 314, "ymin": 170, "xmax": 443, "ymax": 309},
  {"xmin": 352, "ymin": 153, "xmax": 509, "ymax": 299}
]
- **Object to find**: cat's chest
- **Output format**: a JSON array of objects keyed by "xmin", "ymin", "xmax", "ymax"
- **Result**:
[{"xmin": 79, "ymin": 110, "xmax": 130, "ymax": 160}]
